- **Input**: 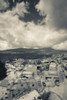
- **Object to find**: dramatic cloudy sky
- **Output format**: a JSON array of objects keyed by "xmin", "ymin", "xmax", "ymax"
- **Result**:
[{"xmin": 0, "ymin": 0, "xmax": 67, "ymax": 50}]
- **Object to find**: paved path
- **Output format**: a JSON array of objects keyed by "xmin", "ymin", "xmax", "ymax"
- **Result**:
[
  {"xmin": 49, "ymin": 78, "xmax": 67, "ymax": 100},
  {"xmin": 49, "ymin": 83, "xmax": 64, "ymax": 99},
  {"xmin": 63, "ymin": 79, "xmax": 67, "ymax": 100}
]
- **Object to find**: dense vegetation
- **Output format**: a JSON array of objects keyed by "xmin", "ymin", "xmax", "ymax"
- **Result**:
[{"xmin": 0, "ymin": 61, "xmax": 7, "ymax": 80}]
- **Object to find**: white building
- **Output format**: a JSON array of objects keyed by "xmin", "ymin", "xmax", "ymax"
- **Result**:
[
  {"xmin": 22, "ymin": 71, "xmax": 33, "ymax": 78},
  {"xmin": 24, "ymin": 64, "xmax": 37, "ymax": 72},
  {"xmin": 48, "ymin": 62, "xmax": 57, "ymax": 75}
]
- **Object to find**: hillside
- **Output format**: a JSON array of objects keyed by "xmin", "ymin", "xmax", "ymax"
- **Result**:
[{"xmin": 0, "ymin": 48, "xmax": 67, "ymax": 61}]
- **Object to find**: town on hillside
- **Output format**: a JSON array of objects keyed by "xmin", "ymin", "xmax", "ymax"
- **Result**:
[{"xmin": 0, "ymin": 53, "xmax": 67, "ymax": 100}]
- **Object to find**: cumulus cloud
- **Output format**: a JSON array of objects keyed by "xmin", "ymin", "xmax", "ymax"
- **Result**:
[
  {"xmin": 53, "ymin": 41, "xmax": 67, "ymax": 50},
  {"xmin": 36, "ymin": 0, "xmax": 67, "ymax": 30},
  {"xmin": 0, "ymin": 0, "xmax": 9, "ymax": 11},
  {"xmin": 0, "ymin": 40, "xmax": 8, "ymax": 50},
  {"xmin": 0, "ymin": 1, "xmax": 67, "ymax": 50},
  {"xmin": 11, "ymin": 2, "xmax": 29, "ymax": 17},
  {"xmin": 0, "ymin": 10, "xmax": 67, "ymax": 50},
  {"xmin": 35, "ymin": 0, "xmax": 67, "ymax": 50}
]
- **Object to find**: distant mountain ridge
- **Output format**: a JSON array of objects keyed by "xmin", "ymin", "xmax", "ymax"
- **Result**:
[
  {"xmin": 0, "ymin": 48, "xmax": 67, "ymax": 54},
  {"xmin": 0, "ymin": 48, "xmax": 67, "ymax": 61}
]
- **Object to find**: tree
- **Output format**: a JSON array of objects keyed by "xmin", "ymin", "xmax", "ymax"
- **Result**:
[{"xmin": 0, "ymin": 61, "xmax": 7, "ymax": 80}]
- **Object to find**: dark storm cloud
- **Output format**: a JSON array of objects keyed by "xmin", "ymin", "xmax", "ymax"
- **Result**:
[
  {"xmin": 49, "ymin": 0, "xmax": 67, "ymax": 30},
  {"xmin": 36, "ymin": 0, "xmax": 67, "ymax": 30}
]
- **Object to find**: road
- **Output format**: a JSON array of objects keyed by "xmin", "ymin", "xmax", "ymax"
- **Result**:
[
  {"xmin": 48, "ymin": 78, "xmax": 67, "ymax": 100},
  {"xmin": 63, "ymin": 78, "xmax": 67, "ymax": 100}
]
